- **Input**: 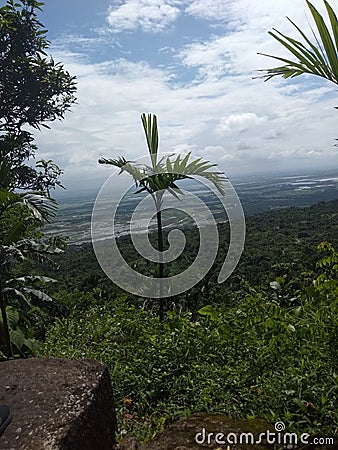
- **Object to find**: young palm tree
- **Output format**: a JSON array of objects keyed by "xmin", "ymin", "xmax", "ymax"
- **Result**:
[
  {"xmin": 258, "ymin": 0, "xmax": 338, "ymax": 86},
  {"xmin": 99, "ymin": 113, "xmax": 227, "ymax": 320}
]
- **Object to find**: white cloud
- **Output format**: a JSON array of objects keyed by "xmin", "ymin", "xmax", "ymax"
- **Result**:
[
  {"xmin": 185, "ymin": 0, "xmax": 237, "ymax": 21},
  {"xmin": 267, "ymin": 146, "xmax": 334, "ymax": 160},
  {"xmin": 35, "ymin": 0, "xmax": 338, "ymax": 192},
  {"xmin": 179, "ymin": 0, "xmax": 331, "ymax": 79},
  {"xmin": 217, "ymin": 113, "xmax": 267, "ymax": 134},
  {"xmin": 35, "ymin": 46, "xmax": 338, "ymax": 191},
  {"xmin": 106, "ymin": 0, "xmax": 181, "ymax": 32},
  {"xmin": 178, "ymin": 37, "xmax": 234, "ymax": 79}
]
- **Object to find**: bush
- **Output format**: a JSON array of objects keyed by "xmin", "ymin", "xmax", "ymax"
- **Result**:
[{"xmin": 38, "ymin": 271, "xmax": 337, "ymax": 442}]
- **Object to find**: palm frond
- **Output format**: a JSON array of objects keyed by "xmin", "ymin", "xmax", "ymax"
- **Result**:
[
  {"xmin": 98, "ymin": 156, "xmax": 129, "ymax": 168},
  {"xmin": 307, "ymin": 0, "xmax": 338, "ymax": 77},
  {"xmin": 166, "ymin": 153, "xmax": 228, "ymax": 195},
  {"xmin": 7, "ymin": 275, "xmax": 57, "ymax": 286},
  {"xmin": 99, "ymin": 156, "xmax": 146, "ymax": 185},
  {"xmin": 21, "ymin": 192, "xmax": 57, "ymax": 223},
  {"xmin": 258, "ymin": 0, "xmax": 338, "ymax": 85},
  {"xmin": 23, "ymin": 288, "xmax": 54, "ymax": 303},
  {"xmin": 99, "ymin": 116, "xmax": 227, "ymax": 201},
  {"xmin": 0, "ymin": 189, "xmax": 57, "ymax": 224},
  {"xmin": 324, "ymin": 0, "xmax": 338, "ymax": 53},
  {"xmin": 141, "ymin": 113, "xmax": 159, "ymax": 166}
]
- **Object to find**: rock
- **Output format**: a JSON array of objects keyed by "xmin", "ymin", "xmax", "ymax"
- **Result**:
[
  {"xmin": 135, "ymin": 413, "xmax": 337, "ymax": 450},
  {"xmin": 0, "ymin": 357, "xmax": 117, "ymax": 450},
  {"xmin": 138, "ymin": 413, "xmax": 274, "ymax": 449},
  {"xmin": 116, "ymin": 437, "xmax": 139, "ymax": 449}
]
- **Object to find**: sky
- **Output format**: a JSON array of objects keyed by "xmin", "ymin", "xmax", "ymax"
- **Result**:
[{"xmin": 32, "ymin": 0, "xmax": 338, "ymax": 194}]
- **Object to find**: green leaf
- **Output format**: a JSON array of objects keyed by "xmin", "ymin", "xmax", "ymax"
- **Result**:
[
  {"xmin": 198, "ymin": 305, "xmax": 218, "ymax": 321},
  {"xmin": 307, "ymin": 0, "xmax": 338, "ymax": 76},
  {"xmin": 8, "ymin": 275, "xmax": 57, "ymax": 285},
  {"xmin": 23, "ymin": 288, "xmax": 54, "ymax": 303},
  {"xmin": 324, "ymin": 0, "xmax": 338, "ymax": 53},
  {"xmin": 141, "ymin": 113, "xmax": 159, "ymax": 165},
  {"xmin": 10, "ymin": 327, "xmax": 26, "ymax": 351},
  {"xmin": 3, "ymin": 288, "xmax": 31, "ymax": 308},
  {"xmin": 270, "ymin": 281, "xmax": 281, "ymax": 290},
  {"xmin": 259, "ymin": 0, "xmax": 338, "ymax": 85},
  {"xmin": 0, "ymin": 306, "xmax": 19, "ymax": 329}
]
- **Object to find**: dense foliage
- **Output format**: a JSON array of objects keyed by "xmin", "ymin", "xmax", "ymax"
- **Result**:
[
  {"xmin": 31, "ymin": 199, "xmax": 338, "ymax": 442},
  {"xmin": 0, "ymin": 0, "xmax": 76, "ymax": 193},
  {"xmin": 0, "ymin": 0, "xmax": 76, "ymax": 356},
  {"xmin": 38, "ymin": 238, "xmax": 338, "ymax": 442}
]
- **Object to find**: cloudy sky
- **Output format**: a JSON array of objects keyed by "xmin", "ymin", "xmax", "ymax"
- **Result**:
[{"xmin": 35, "ymin": 0, "xmax": 338, "ymax": 194}]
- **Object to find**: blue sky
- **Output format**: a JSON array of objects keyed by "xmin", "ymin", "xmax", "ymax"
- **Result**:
[{"xmin": 33, "ymin": 0, "xmax": 338, "ymax": 193}]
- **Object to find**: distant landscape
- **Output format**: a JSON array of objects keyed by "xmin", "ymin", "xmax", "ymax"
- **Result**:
[{"xmin": 44, "ymin": 168, "xmax": 338, "ymax": 245}]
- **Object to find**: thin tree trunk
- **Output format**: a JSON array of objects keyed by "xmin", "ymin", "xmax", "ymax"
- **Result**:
[
  {"xmin": 0, "ymin": 275, "xmax": 13, "ymax": 358},
  {"xmin": 156, "ymin": 207, "xmax": 164, "ymax": 321}
]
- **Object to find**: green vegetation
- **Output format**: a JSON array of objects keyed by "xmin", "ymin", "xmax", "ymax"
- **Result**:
[
  {"xmin": 37, "ymin": 232, "xmax": 338, "ymax": 442},
  {"xmin": 0, "ymin": 0, "xmax": 76, "ymax": 357},
  {"xmin": 0, "ymin": 182, "xmax": 59, "ymax": 357},
  {"xmin": 0, "ymin": 0, "xmax": 76, "ymax": 193},
  {"xmin": 31, "ymin": 198, "xmax": 338, "ymax": 442}
]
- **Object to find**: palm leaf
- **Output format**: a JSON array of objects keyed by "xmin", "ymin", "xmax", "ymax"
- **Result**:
[
  {"xmin": 287, "ymin": 15, "xmax": 331, "ymax": 69},
  {"xmin": 0, "ymin": 189, "xmax": 56, "ymax": 224},
  {"xmin": 23, "ymin": 288, "xmax": 54, "ymax": 303},
  {"xmin": 307, "ymin": 0, "xmax": 338, "ymax": 77},
  {"xmin": 98, "ymin": 116, "xmax": 227, "ymax": 199},
  {"xmin": 258, "ymin": 0, "xmax": 338, "ymax": 85},
  {"xmin": 169, "ymin": 153, "xmax": 227, "ymax": 195},
  {"xmin": 7, "ymin": 275, "xmax": 57, "ymax": 285},
  {"xmin": 268, "ymin": 26, "xmax": 330, "ymax": 76},
  {"xmin": 99, "ymin": 157, "xmax": 145, "ymax": 185},
  {"xmin": 98, "ymin": 156, "xmax": 128, "ymax": 167},
  {"xmin": 324, "ymin": 0, "xmax": 338, "ymax": 52},
  {"xmin": 21, "ymin": 192, "xmax": 57, "ymax": 223},
  {"xmin": 141, "ymin": 113, "xmax": 159, "ymax": 167}
]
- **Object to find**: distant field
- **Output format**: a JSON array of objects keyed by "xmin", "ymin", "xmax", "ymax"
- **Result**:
[{"xmin": 43, "ymin": 169, "xmax": 338, "ymax": 244}]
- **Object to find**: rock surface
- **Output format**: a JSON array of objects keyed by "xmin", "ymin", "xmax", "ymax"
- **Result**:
[
  {"xmin": 0, "ymin": 357, "xmax": 116, "ymax": 450},
  {"xmin": 137, "ymin": 414, "xmax": 274, "ymax": 450},
  {"xmin": 118, "ymin": 413, "xmax": 337, "ymax": 450}
]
